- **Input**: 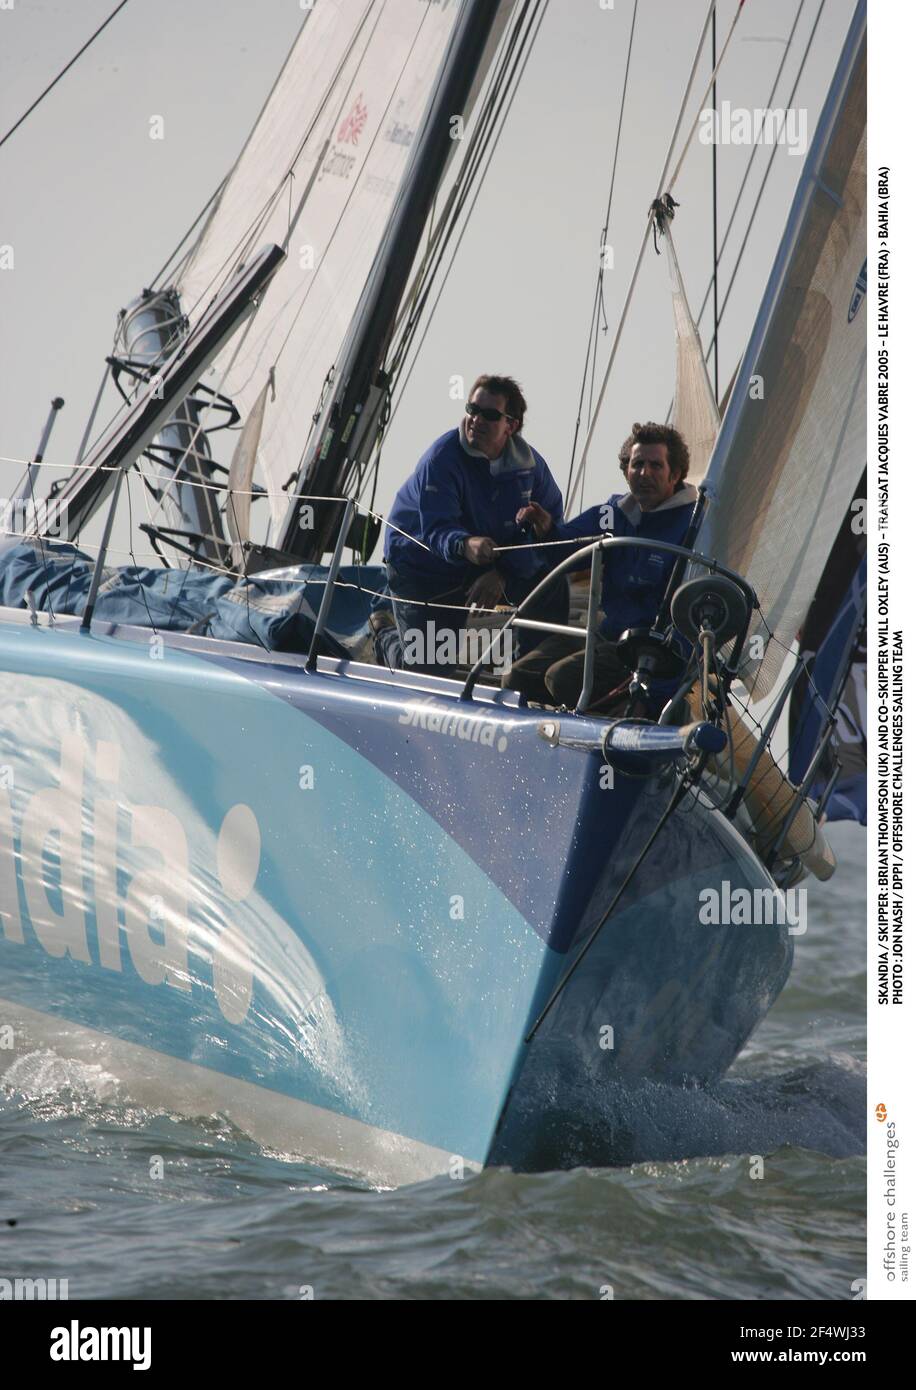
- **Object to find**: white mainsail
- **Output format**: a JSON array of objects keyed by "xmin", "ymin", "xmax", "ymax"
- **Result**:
[
  {"xmin": 694, "ymin": 0, "xmax": 866, "ymax": 701},
  {"xmin": 177, "ymin": 0, "xmax": 512, "ymax": 549}
]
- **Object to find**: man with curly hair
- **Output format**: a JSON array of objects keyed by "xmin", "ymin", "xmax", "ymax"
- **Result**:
[{"xmin": 504, "ymin": 422, "xmax": 698, "ymax": 709}]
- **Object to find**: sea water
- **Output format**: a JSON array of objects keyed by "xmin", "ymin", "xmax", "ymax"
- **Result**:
[{"xmin": 0, "ymin": 823, "xmax": 865, "ymax": 1301}]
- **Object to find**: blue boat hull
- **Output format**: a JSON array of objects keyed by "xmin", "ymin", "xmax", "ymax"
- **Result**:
[{"xmin": 0, "ymin": 612, "xmax": 792, "ymax": 1183}]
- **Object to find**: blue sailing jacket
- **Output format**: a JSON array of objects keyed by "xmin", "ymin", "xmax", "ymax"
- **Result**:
[
  {"xmin": 384, "ymin": 427, "xmax": 564, "ymax": 584},
  {"xmin": 554, "ymin": 484, "xmax": 698, "ymax": 638}
]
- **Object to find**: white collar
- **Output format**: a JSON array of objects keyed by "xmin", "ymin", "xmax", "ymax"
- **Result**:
[
  {"xmin": 616, "ymin": 481, "xmax": 698, "ymax": 523},
  {"xmin": 458, "ymin": 420, "xmax": 535, "ymax": 476}
]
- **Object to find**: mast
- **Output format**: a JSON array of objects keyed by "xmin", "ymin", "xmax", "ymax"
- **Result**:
[
  {"xmin": 275, "ymin": 0, "xmax": 505, "ymax": 564},
  {"xmin": 114, "ymin": 290, "xmax": 231, "ymax": 567},
  {"xmin": 710, "ymin": 6, "xmax": 720, "ymax": 404},
  {"xmin": 47, "ymin": 245, "xmax": 285, "ymax": 541}
]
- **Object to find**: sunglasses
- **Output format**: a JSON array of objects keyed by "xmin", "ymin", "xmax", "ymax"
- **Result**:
[{"xmin": 465, "ymin": 400, "xmax": 516, "ymax": 424}]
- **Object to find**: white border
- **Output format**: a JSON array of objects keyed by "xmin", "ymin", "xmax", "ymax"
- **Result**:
[{"xmin": 867, "ymin": 5, "xmax": 915, "ymax": 1302}]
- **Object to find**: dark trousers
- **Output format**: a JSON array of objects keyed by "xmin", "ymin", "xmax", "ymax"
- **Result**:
[
  {"xmin": 378, "ymin": 564, "xmax": 569, "ymax": 676},
  {"xmin": 503, "ymin": 632, "xmax": 632, "ymax": 709}
]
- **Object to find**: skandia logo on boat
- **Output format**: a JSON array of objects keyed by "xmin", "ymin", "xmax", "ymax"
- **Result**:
[
  {"xmin": 398, "ymin": 700, "xmax": 513, "ymax": 753},
  {"xmin": 0, "ymin": 734, "xmax": 258, "ymax": 1026}
]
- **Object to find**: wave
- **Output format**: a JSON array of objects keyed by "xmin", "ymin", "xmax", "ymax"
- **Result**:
[{"xmin": 490, "ymin": 1048, "xmax": 866, "ymax": 1170}]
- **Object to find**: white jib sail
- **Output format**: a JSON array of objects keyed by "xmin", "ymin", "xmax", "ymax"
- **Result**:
[
  {"xmin": 665, "ymin": 225, "xmax": 719, "ymax": 481},
  {"xmin": 177, "ymin": 0, "xmax": 511, "ymax": 550},
  {"xmin": 225, "ymin": 377, "xmax": 272, "ymax": 572},
  {"xmin": 694, "ymin": 2, "xmax": 866, "ymax": 701}
]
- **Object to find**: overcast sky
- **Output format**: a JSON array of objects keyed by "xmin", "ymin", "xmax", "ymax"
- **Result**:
[{"xmin": 1, "ymin": 0, "xmax": 858, "ymax": 557}]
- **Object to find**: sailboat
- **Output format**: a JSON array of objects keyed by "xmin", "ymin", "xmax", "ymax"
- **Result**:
[{"xmin": 0, "ymin": 0, "xmax": 865, "ymax": 1186}]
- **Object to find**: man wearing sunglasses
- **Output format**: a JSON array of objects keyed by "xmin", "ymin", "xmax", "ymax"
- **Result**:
[{"xmin": 377, "ymin": 375, "xmax": 567, "ymax": 675}]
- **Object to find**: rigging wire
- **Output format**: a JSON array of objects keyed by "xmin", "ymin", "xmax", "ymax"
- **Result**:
[
  {"xmin": 711, "ymin": 6, "xmax": 720, "ymax": 401},
  {"xmin": 662, "ymin": 0, "xmax": 810, "ymax": 424},
  {"xmin": 370, "ymin": 2, "xmax": 530, "ymax": 393},
  {"xmin": 149, "ymin": 175, "xmax": 230, "ymax": 291},
  {"xmin": 525, "ymin": 773, "xmax": 691, "ymax": 1042},
  {"xmin": 563, "ymin": 0, "xmax": 639, "ymax": 510},
  {"xmin": 22, "ymin": 441, "xmax": 55, "ymax": 625},
  {"xmin": 142, "ymin": 311, "xmax": 259, "ymax": 550},
  {"xmin": 564, "ymin": 0, "xmax": 734, "ymax": 512},
  {"xmin": 711, "ymin": 0, "xmax": 827, "ymax": 333},
  {"xmin": 753, "ymin": 608, "xmax": 840, "ymax": 737},
  {"xmin": 74, "ymin": 333, "xmax": 120, "ymax": 468},
  {"xmin": 696, "ymin": 0, "xmax": 808, "ymax": 333},
  {"xmin": 347, "ymin": 1, "xmax": 543, "ymax": 513},
  {"xmin": 379, "ymin": 0, "xmax": 548, "ymax": 454},
  {"xmin": 374, "ymin": 18, "xmax": 533, "ymax": 414},
  {"xmin": 169, "ymin": 0, "xmax": 317, "ymax": 289},
  {"xmin": 123, "ymin": 468, "xmax": 161, "ymax": 636},
  {"xmin": 664, "ymin": 2, "xmax": 746, "ymax": 196},
  {"xmin": 383, "ymin": 0, "xmax": 540, "ymax": 383},
  {"xmin": 0, "ymin": 0, "xmax": 132, "ymax": 151},
  {"xmin": 259, "ymin": 0, "xmax": 434, "ymax": 390},
  {"xmin": 171, "ymin": 0, "xmax": 381, "ymax": 331}
]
